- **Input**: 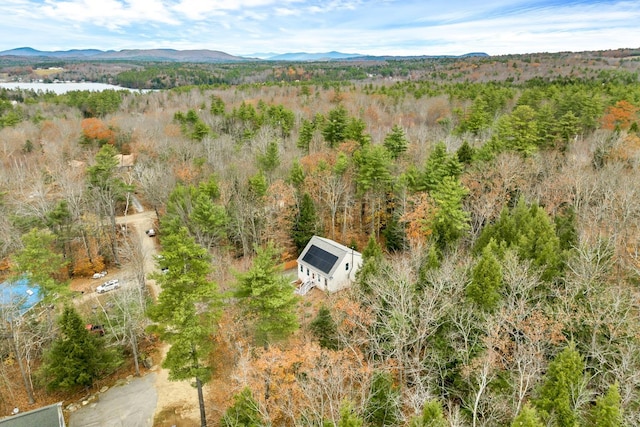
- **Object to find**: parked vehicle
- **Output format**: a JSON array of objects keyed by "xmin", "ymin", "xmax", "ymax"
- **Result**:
[
  {"xmin": 96, "ymin": 279, "xmax": 120, "ymax": 293},
  {"xmin": 85, "ymin": 324, "xmax": 105, "ymax": 336},
  {"xmin": 145, "ymin": 228, "xmax": 156, "ymax": 237},
  {"xmin": 92, "ymin": 270, "xmax": 108, "ymax": 279}
]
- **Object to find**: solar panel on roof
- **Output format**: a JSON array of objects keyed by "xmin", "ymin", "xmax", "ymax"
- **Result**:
[{"xmin": 302, "ymin": 245, "xmax": 339, "ymax": 275}]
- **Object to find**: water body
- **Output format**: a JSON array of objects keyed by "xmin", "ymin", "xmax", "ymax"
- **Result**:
[{"xmin": 0, "ymin": 82, "xmax": 147, "ymax": 94}]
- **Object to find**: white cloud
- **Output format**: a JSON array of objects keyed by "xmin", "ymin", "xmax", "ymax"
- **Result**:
[
  {"xmin": 39, "ymin": 0, "xmax": 178, "ymax": 29},
  {"xmin": 0, "ymin": 0, "xmax": 639, "ymax": 56}
]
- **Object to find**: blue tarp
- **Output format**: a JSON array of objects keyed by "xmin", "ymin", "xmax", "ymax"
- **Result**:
[{"xmin": 0, "ymin": 278, "xmax": 42, "ymax": 315}]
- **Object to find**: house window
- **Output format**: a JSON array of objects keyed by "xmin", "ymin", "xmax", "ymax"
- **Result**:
[
  {"xmin": 300, "ymin": 265, "xmax": 303, "ymax": 272},
  {"xmin": 306, "ymin": 268, "xmax": 309, "ymax": 275},
  {"xmin": 325, "ymin": 278, "xmax": 328, "ymax": 286},
  {"xmin": 312, "ymin": 273, "xmax": 315, "ymax": 280},
  {"xmin": 345, "ymin": 262, "xmax": 349, "ymax": 271}
]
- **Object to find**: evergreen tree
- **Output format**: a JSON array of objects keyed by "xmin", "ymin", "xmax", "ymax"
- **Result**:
[
  {"xmin": 310, "ymin": 305, "xmax": 340, "ymax": 350},
  {"xmin": 335, "ymin": 400, "xmax": 364, "ymax": 427},
  {"xmin": 430, "ymin": 175, "xmax": 470, "ymax": 250},
  {"xmin": 475, "ymin": 198, "xmax": 562, "ymax": 281},
  {"xmin": 257, "ymin": 140, "xmax": 281, "ymax": 174},
  {"xmin": 297, "ymin": 118, "xmax": 315, "ymax": 152},
  {"xmin": 248, "ymin": 171, "xmax": 268, "ymax": 198},
  {"xmin": 291, "ymin": 193, "xmax": 321, "ymax": 254},
  {"xmin": 382, "ymin": 209, "xmax": 405, "ymax": 252},
  {"xmin": 164, "ymin": 181, "xmax": 228, "ymax": 252},
  {"xmin": 11, "ymin": 228, "xmax": 67, "ymax": 298},
  {"xmin": 235, "ymin": 242, "xmax": 299, "ymax": 345},
  {"xmin": 383, "ymin": 124, "xmax": 409, "ymax": 159},
  {"xmin": 456, "ymin": 140, "xmax": 475, "ymax": 165},
  {"xmin": 147, "ymin": 226, "xmax": 220, "ymax": 427},
  {"xmin": 222, "ymin": 388, "xmax": 264, "ymax": 427},
  {"xmin": 210, "ymin": 95, "xmax": 225, "ymax": 116},
  {"xmin": 87, "ymin": 143, "xmax": 133, "ymax": 265},
  {"xmin": 554, "ymin": 205, "xmax": 578, "ymax": 252},
  {"xmin": 409, "ymin": 400, "xmax": 448, "ymax": 427},
  {"xmin": 364, "ymin": 371, "xmax": 401, "ymax": 427},
  {"xmin": 535, "ymin": 342, "xmax": 585, "ymax": 427},
  {"xmin": 588, "ymin": 383, "xmax": 622, "ymax": 427},
  {"xmin": 494, "ymin": 105, "xmax": 541, "ymax": 156},
  {"xmin": 40, "ymin": 306, "xmax": 120, "ymax": 391},
  {"xmin": 323, "ymin": 105, "xmax": 349, "ymax": 148},
  {"xmin": 511, "ymin": 404, "xmax": 544, "ymax": 427},
  {"xmin": 355, "ymin": 144, "xmax": 393, "ymax": 196},
  {"xmin": 419, "ymin": 142, "xmax": 462, "ymax": 192},
  {"xmin": 288, "ymin": 160, "xmax": 306, "ymax": 188},
  {"xmin": 354, "ymin": 144, "xmax": 394, "ymax": 236},
  {"xmin": 356, "ymin": 235, "xmax": 385, "ymax": 292},
  {"xmin": 466, "ymin": 240, "xmax": 502, "ymax": 312},
  {"xmin": 345, "ymin": 117, "xmax": 371, "ymax": 146}
]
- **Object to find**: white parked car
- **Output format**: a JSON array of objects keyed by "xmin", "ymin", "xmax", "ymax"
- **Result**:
[
  {"xmin": 96, "ymin": 279, "xmax": 120, "ymax": 293},
  {"xmin": 92, "ymin": 270, "xmax": 108, "ymax": 279},
  {"xmin": 145, "ymin": 228, "xmax": 156, "ymax": 237}
]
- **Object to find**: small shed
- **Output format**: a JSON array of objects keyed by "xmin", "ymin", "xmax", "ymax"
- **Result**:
[
  {"xmin": 296, "ymin": 236, "xmax": 362, "ymax": 294},
  {"xmin": 0, "ymin": 402, "xmax": 65, "ymax": 427}
]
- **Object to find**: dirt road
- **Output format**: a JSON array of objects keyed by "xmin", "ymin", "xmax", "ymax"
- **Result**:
[{"xmin": 70, "ymin": 208, "xmax": 202, "ymax": 426}]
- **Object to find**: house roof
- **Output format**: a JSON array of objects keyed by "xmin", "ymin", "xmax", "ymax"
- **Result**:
[
  {"xmin": 297, "ymin": 236, "xmax": 361, "ymax": 278},
  {"xmin": 115, "ymin": 154, "xmax": 135, "ymax": 168},
  {"xmin": 0, "ymin": 402, "xmax": 65, "ymax": 427}
]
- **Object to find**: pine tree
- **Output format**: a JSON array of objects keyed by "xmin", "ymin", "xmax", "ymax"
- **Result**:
[
  {"xmin": 475, "ymin": 198, "xmax": 562, "ymax": 281},
  {"xmin": 430, "ymin": 175, "xmax": 470, "ymax": 250},
  {"xmin": 222, "ymin": 388, "xmax": 264, "ymax": 427},
  {"xmin": 511, "ymin": 404, "xmax": 544, "ymax": 427},
  {"xmin": 147, "ymin": 226, "xmax": 220, "ymax": 427},
  {"xmin": 235, "ymin": 242, "xmax": 299, "ymax": 345},
  {"xmin": 292, "ymin": 193, "xmax": 321, "ymax": 254},
  {"xmin": 335, "ymin": 400, "xmax": 364, "ymax": 427},
  {"xmin": 40, "ymin": 306, "xmax": 120, "ymax": 391},
  {"xmin": 456, "ymin": 140, "xmax": 475, "ymax": 165},
  {"xmin": 364, "ymin": 371, "xmax": 401, "ymax": 427},
  {"xmin": 409, "ymin": 400, "xmax": 448, "ymax": 427},
  {"xmin": 535, "ymin": 342, "xmax": 585, "ymax": 427},
  {"xmin": 467, "ymin": 240, "xmax": 502, "ymax": 312},
  {"xmin": 383, "ymin": 124, "xmax": 409, "ymax": 159},
  {"xmin": 356, "ymin": 235, "xmax": 385, "ymax": 292},
  {"xmin": 210, "ymin": 95, "xmax": 225, "ymax": 116},
  {"xmin": 588, "ymin": 383, "xmax": 622, "ymax": 427},
  {"xmin": 257, "ymin": 140, "xmax": 281, "ymax": 174},
  {"xmin": 11, "ymin": 228, "xmax": 67, "ymax": 298},
  {"xmin": 323, "ymin": 105, "xmax": 349, "ymax": 148},
  {"xmin": 346, "ymin": 117, "xmax": 371, "ymax": 146},
  {"xmin": 495, "ymin": 105, "xmax": 541, "ymax": 156},
  {"xmin": 419, "ymin": 142, "xmax": 462, "ymax": 192},
  {"xmin": 288, "ymin": 160, "xmax": 306, "ymax": 188},
  {"xmin": 310, "ymin": 305, "xmax": 340, "ymax": 350}
]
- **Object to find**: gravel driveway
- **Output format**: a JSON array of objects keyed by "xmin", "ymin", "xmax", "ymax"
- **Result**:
[{"xmin": 69, "ymin": 373, "xmax": 158, "ymax": 427}]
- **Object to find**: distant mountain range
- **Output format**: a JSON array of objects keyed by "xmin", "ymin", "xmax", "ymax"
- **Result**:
[{"xmin": 0, "ymin": 47, "xmax": 489, "ymax": 63}]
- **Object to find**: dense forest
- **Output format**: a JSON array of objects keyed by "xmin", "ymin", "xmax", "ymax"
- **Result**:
[{"xmin": 1, "ymin": 49, "xmax": 640, "ymax": 426}]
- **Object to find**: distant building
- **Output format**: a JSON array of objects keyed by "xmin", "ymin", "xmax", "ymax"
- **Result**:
[
  {"xmin": 0, "ymin": 402, "xmax": 65, "ymax": 427},
  {"xmin": 296, "ymin": 236, "xmax": 362, "ymax": 294},
  {"xmin": 115, "ymin": 153, "xmax": 135, "ymax": 169}
]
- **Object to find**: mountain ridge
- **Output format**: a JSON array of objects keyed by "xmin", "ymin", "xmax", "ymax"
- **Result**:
[{"xmin": 0, "ymin": 47, "xmax": 489, "ymax": 62}]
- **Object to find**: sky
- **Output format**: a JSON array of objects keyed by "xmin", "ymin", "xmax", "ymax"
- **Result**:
[{"xmin": 0, "ymin": 0, "xmax": 638, "ymax": 57}]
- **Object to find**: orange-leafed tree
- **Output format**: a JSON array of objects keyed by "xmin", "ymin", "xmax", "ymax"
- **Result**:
[
  {"xmin": 602, "ymin": 100, "xmax": 638, "ymax": 131},
  {"xmin": 236, "ymin": 341, "xmax": 370, "ymax": 426},
  {"xmin": 400, "ymin": 192, "xmax": 437, "ymax": 250},
  {"xmin": 81, "ymin": 117, "xmax": 115, "ymax": 145}
]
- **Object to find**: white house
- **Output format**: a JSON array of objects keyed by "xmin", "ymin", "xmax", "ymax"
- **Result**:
[{"xmin": 296, "ymin": 236, "xmax": 362, "ymax": 294}]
